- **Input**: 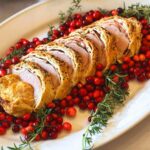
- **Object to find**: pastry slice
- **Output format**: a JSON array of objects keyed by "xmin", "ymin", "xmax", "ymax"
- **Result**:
[
  {"xmin": 96, "ymin": 16, "xmax": 142, "ymax": 61},
  {"xmin": 36, "ymin": 43, "xmax": 84, "ymax": 84},
  {"xmin": 71, "ymin": 25, "xmax": 117, "ymax": 70},
  {"xmin": 0, "ymin": 74, "xmax": 34, "ymax": 117},
  {"xmin": 55, "ymin": 35, "xmax": 98, "ymax": 79},
  {"xmin": 11, "ymin": 61, "xmax": 55, "ymax": 110},
  {"xmin": 22, "ymin": 50, "xmax": 72, "ymax": 99}
]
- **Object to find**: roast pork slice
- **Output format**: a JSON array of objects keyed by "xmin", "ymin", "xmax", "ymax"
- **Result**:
[
  {"xmin": 96, "ymin": 16, "xmax": 141, "ymax": 61},
  {"xmin": 11, "ymin": 61, "xmax": 55, "ymax": 110},
  {"xmin": 71, "ymin": 25, "xmax": 117, "ymax": 70},
  {"xmin": 22, "ymin": 50, "xmax": 73, "ymax": 99},
  {"xmin": 36, "ymin": 43, "xmax": 84, "ymax": 84},
  {"xmin": 55, "ymin": 35, "xmax": 99, "ymax": 79}
]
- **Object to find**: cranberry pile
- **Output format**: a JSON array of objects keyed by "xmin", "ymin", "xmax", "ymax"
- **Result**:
[{"xmin": 0, "ymin": 9, "xmax": 150, "ymax": 142}]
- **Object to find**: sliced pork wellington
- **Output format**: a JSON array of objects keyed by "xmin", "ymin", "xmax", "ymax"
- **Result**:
[
  {"xmin": 11, "ymin": 61, "xmax": 55, "ymax": 110},
  {"xmin": 96, "ymin": 16, "xmax": 142, "ymax": 61},
  {"xmin": 36, "ymin": 43, "xmax": 85, "ymax": 84},
  {"xmin": 22, "ymin": 50, "xmax": 72, "ymax": 99},
  {"xmin": 71, "ymin": 25, "xmax": 117, "ymax": 70},
  {"xmin": 55, "ymin": 35, "xmax": 99, "ymax": 79}
]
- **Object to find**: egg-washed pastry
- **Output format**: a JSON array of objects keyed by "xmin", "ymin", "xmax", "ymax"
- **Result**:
[
  {"xmin": 70, "ymin": 25, "xmax": 117, "ymax": 70},
  {"xmin": 11, "ymin": 61, "xmax": 55, "ymax": 110},
  {"xmin": 36, "ymin": 43, "xmax": 85, "ymax": 84},
  {"xmin": 95, "ymin": 16, "xmax": 141, "ymax": 61},
  {"xmin": 0, "ymin": 74, "xmax": 34, "ymax": 117},
  {"xmin": 22, "ymin": 50, "xmax": 73, "ymax": 100}
]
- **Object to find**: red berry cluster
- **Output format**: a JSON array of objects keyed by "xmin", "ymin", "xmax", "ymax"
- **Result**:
[{"xmin": 49, "ymin": 10, "xmax": 103, "ymax": 40}]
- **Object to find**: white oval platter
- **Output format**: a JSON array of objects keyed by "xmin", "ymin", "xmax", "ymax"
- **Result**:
[{"xmin": 0, "ymin": 0, "xmax": 150, "ymax": 150}]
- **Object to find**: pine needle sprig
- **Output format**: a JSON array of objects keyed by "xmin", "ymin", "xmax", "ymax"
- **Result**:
[
  {"xmin": 82, "ymin": 72, "xmax": 129, "ymax": 150},
  {"xmin": 121, "ymin": 3, "xmax": 150, "ymax": 23}
]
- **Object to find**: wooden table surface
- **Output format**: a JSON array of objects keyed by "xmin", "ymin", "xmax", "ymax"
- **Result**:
[{"xmin": 0, "ymin": 1, "xmax": 150, "ymax": 150}]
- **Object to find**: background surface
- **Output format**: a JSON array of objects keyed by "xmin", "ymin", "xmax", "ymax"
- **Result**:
[{"xmin": 0, "ymin": 0, "xmax": 149, "ymax": 150}]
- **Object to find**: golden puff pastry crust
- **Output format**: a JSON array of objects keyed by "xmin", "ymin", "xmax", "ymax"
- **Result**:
[
  {"xmin": 127, "ymin": 17, "xmax": 142, "ymax": 54},
  {"xmin": 54, "ymin": 35, "xmax": 98, "ymax": 81},
  {"xmin": 0, "ymin": 74, "xmax": 34, "ymax": 117},
  {"xmin": 12, "ymin": 61, "xmax": 55, "ymax": 110},
  {"xmin": 22, "ymin": 50, "xmax": 73, "ymax": 100},
  {"xmin": 36, "ymin": 43, "xmax": 85, "ymax": 85},
  {"xmin": 96, "ymin": 16, "xmax": 141, "ymax": 59},
  {"xmin": 71, "ymin": 25, "xmax": 117, "ymax": 70}
]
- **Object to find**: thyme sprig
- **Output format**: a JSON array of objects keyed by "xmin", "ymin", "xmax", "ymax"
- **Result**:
[
  {"xmin": 121, "ymin": 3, "xmax": 150, "ymax": 23},
  {"xmin": 3, "ymin": 108, "xmax": 52, "ymax": 150},
  {"xmin": 82, "ymin": 71, "xmax": 129, "ymax": 150},
  {"xmin": 0, "ymin": 47, "xmax": 25, "ymax": 64},
  {"xmin": 59, "ymin": 0, "xmax": 82, "ymax": 23}
]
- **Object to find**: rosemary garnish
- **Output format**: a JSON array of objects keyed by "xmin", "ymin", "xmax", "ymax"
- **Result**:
[
  {"xmin": 59, "ymin": 0, "xmax": 82, "ymax": 23},
  {"xmin": 82, "ymin": 71, "xmax": 129, "ymax": 150},
  {"xmin": 3, "ymin": 108, "xmax": 52, "ymax": 150},
  {"xmin": 121, "ymin": 3, "xmax": 150, "ymax": 23},
  {"xmin": 0, "ymin": 48, "xmax": 25, "ymax": 64}
]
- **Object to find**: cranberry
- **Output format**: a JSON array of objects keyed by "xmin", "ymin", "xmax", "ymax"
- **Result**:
[
  {"xmin": 146, "ymin": 51, "xmax": 150, "ymax": 59},
  {"xmin": 46, "ymin": 114, "xmax": 52, "ymax": 122},
  {"xmin": 32, "ymin": 37, "xmax": 39, "ymax": 43},
  {"xmin": 75, "ymin": 19, "xmax": 83, "ymax": 28},
  {"xmin": 96, "ymin": 64, "xmax": 103, "ymax": 71},
  {"xmin": 12, "ymin": 125, "xmax": 20, "ymax": 133},
  {"xmin": 95, "ymin": 71, "xmax": 103, "ymax": 78},
  {"xmin": 47, "ymin": 102, "xmax": 56, "ymax": 108},
  {"xmin": 111, "ymin": 9, "xmax": 119, "ymax": 15},
  {"xmin": 6, "ymin": 115, "xmax": 13, "ymax": 122},
  {"xmin": 41, "ymin": 131, "xmax": 48, "ymax": 140},
  {"xmin": 0, "ymin": 113, "xmax": 6, "ymax": 120},
  {"xmin": 83, "ymin": 95, "xmax": 90, "ymax": 102},
  {"xmin": 110, "ymin": 65, "xmax": 117, "ymax": 72},
  {"xmin": 73, "ymin": 97, "xmax": 80, "ymax": 105},
  {"xmin": 0, "ymin": 127, "xmax": 6, "ymax": 135},
  {"xmin": 20, "ymin": 38, "xmax": 29, "ymax": 46},
  {"xmin": 66, "ymin": 107, "xmax": 77, "ymax": 117},
  {"xmin": 94, "ymin": 77, "xmax": 104, "ymax": 85},
  {"xmin": 133, "ymin": 55, "xmax": 140, "ymax": 61},
  {"xmin": 79, "ymin": 88, "xmax": 87, "ymax": 96},
  {"xmin": 85, "ymin": 15, "xmax": 93, "ymax": 23},
  {"xmin": 12, "ymin": 56, "xmax": 20, "ymax": 64},
  {"xmin": 93, "ymin": 90, "xmax": 101, "ymax": 98},
  {"xmin": 21, "ymin": 128, "xmax": 27, "ymax": 135},
  {"xmin": 59, "ymin": 24, "xmax": 67, "ymax": 32},
  {"xmin": 93, "ymin": 10, "xmax": 101, "ymax": 20},
  {"xmin": 15, "ymin": 43, "xmax": 22, "ymax": 49},
  {"xmin": 74, "ymin": 13, "xmax": 82, "ymax": 19},
  {"xmin": 23, "ymin": 113, "xmax": 31, "ymax": 121},
  {"xmin": 60, "ymin": 99, "xmax": 67, "ymax": 108},
  {"xmin": 57, "ymin": 117, "xmax": 63, "ymax": 124},
  {"xmin": 26, "ymin": 48, "xmax": 34, "ymax": 54},
  {"xmin": 49, "ymin": 132, "xmax": 58, "ymax": 139},
  {"xmin": 63, "ymin": 122, "xmax": 72, "ymax": 131},
  {"xmin": 87, "ymin": 102, "xmax": 95, "ymax": 110},
  {"xmin": 86, "ymin": 76, "xmax": 94, "ymax": 83},
  {"xmin": 25, "ymin": 125, "xmax": 34, "ymax": 133},
  {"xmin": 68, "ymin": 27, "xmax": 75, "ymax": 33},
  {"xmin": 35, "ymin": 134, "xmax": 41, "ymax": 141},
  {"xmin": 78, "ymin": 102, "xmax": 87, "ymax": 110},
  {"xmin": 2, "ymin": 121, "xmax": 10, "ymax": 129}
]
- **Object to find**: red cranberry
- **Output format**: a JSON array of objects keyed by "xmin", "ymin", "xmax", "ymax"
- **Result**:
[
  {"xmin": 47, "ymin": 102, "xmax": 56, "ymax": 109},
  {"xmin": 41, "ymin": 131, "xmax": 48, "ymax": 140},
  {"xmin": 26, "ymin": 48, "xmax": 34, "ymax": 54},
  {"xmin": 32, "ymin": 37, "xmax": 39, "ymax": 43},
  {"xmin": 85, "ymin": 15, "xmax": 93, "ymax": 23},
  {"xmin": 0, "ymin": 113, "xmax": 6, "ymax": 120},
  {"xmin": 63, "ymin": 122, "xmax": 72, "ymax": 131},
  {"xmin": 87, "ymin": 102, "xmax": 95, "ymax": 110},
  {"xmin": 96, "ymin": 64, "xmax": 103, "ymax": 71},
  {"xmin": 93, "ymin": 10, "xmax": 101, "ymax": 20},
  {"xmin": 12, "ymin": 56, "xmax": 20, "ymax": 64},
  {"xmin": 12, "ymin": 125, "xmax": 20, "ymax": 133},
  {"xmin": 66, "ymin": 107, "xmax": 77, "ymax": 117},
  {"xmin": 35, "ymin": 134, "xmax": 41, "ymax": 141},
  {"xmin": 0, "ymin": 127, "xmax": 6, "ymax": 135},
  {"xmin": 73, "ymin": 97, "xmax": 80, "ymax": 105},
  {"xmin": 23, "ymin": 113, "xmax": 31, "ymax": 121},
  {"xmin": 57, "ymin": 117, "xmax": 63, "ymax": 124},
  {"xmin": 79, "ymin": 88, "xmax": 87, "ymax": 96},
  {"xmin": 2, "ymin": 121, "xmax": 10, "ymax": 129},
  {"xmin": 49, "ymin": 132, "xmax": 58, "ymax": 139}
]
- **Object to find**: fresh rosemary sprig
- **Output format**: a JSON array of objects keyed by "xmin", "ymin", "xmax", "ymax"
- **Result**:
[
  {"xmin": 59, "ymin": 0, "xmax": 82, "ymax": 23},
  {"xmin": 3, "ymin": 108, "xmax": 52, "ymax": 150},
  {"xmin": 121, "ymin": 3, "xmax": 150, "ymax": 23},
  {"xmin": 0, "ymin": 47, "xmax": 25, "ymax": 64},
  {"xmin": 82, "ymin": 71, "xmax": 129, "ymax": 150}
]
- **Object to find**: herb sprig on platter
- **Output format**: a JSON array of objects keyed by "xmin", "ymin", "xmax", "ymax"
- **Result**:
[
  {"xmin": 121, "ymin": 3, "xmax": 150, "ymax": 23},
  {"xmin": 59, "ymin": 0, "xmax": 82, "ymax": 23},
  {"xmin": 82, "ymin": 71, "xmax": 129, "ymax": 149}
]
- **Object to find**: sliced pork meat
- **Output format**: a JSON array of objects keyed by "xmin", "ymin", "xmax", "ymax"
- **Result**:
[
  {"xmin": 22, "ymin": 50, "xmax": 73, "ymax": 99},
  {"xmin": 36, "ymin": 43, "xmax": 85, "ymax": 84},
  {"xmin": 96, "ymin": 16, "xmax": 141, "ymax": 61},
  {"xmin": 71, "ymin": 25, "xmax": 117, "ymax": 69},
  {"xmin": 11, "ymin": 61, "xmax": 55, "ymax": 110},
  {"xmin": 55, "ymin": 35, "xmax": 99, "ymax": 79}
]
